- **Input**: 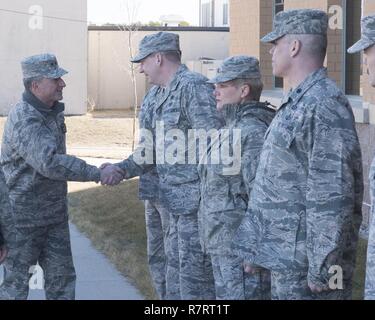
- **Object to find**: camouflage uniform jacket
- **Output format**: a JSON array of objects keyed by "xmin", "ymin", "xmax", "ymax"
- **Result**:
[
  {"xmin": 0, "ymin": 91, "xmax": 101, "ymax": 227},
  {"xmin": 198, "ymin": 101, "xmax": 275, "ymax": 255},
  {"xmin": 138, "ymin": 88, "xmax": 159, "ymax": 201},
  {"xmin": 0, "ymin": 169, "xmax": 11, "ymax": 245},
  {"xmin": 118, "ymin": 64, "xmax": 223, "ymax": 214},
  {"xmin": 233, "ymin": 68, "xmax": 363, "ymax": 287}
]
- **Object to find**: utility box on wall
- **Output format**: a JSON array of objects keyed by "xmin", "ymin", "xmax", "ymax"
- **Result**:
[{"xmin": 186, "ymin": 59, "xmax": 223, "ymax": 79}]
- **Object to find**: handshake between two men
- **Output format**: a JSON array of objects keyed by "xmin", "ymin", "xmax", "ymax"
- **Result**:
[{"xmin": 99, "ymin": 163, "xmax": 125, "ymax": 186}]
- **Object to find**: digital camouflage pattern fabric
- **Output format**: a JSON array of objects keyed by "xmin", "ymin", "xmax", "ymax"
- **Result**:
[
  {"xmin": 131, "ymin": 31, "xmax": 180, "ymax": 63},
  {"xmin": 261, "ymin": 9, "xmax": 328, "ymax": 43},
  {"xmin": 1, "ymin": 91, "xmax": 100, "ymax": 227},
  {"xmin": 0, "ymin": 53, "xmax": 101, "ymax": 300},
  {"xmin": 346, "ymin": 13, "xmax": 375, "ymax": 301},
  {"xmin": 198, "ymin": 100, "xmax": 275, "ymax": 299},
  {"xmin": 137, "ymin": 87, "xmax": 169, "ymax": 300},
  {"xmin": 208, "ymin": 55, "xmax": 262, "ymax": 84},
  {"xmin": 21, "ymin": 53, "xmax": 68, "ymax": 80},
  {"xmin": 117, "ymin": 62, "xmax": 223, "ymax": 299},
  {"xmin": 347, "ymin": 15, "xmax": 375, "ymax": 53},
  {"xmin": 233, "ymin": 68, "xmax": 363, "ymax": 299}
]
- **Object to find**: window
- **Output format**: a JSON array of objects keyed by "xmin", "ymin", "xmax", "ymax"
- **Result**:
[
  {"xmin": 345, "ymin": 0, "xmax": 362, "ymax": 96},
  {"xmin": 223, "ymin": 3, "xmax": 229, "ymax": 26},
  {"xmin": 275, "ymin": 0, "xmax": 284, "ymax": 14},
  {"xmin": 202, "ymin": 2, "xmax": 211, "ymax": 27}
]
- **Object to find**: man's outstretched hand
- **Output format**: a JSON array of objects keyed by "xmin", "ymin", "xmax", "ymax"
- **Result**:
[{"xmin": 100, "ymin": 163, "xmax": 125, "ymax": 186}]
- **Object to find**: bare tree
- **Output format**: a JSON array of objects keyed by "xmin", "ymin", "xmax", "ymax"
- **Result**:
[{"xmin": 116, "ymin": 0, "xmax": 142, "ymax": 152}]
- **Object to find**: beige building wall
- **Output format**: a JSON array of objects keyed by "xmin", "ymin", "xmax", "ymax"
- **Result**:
[
  {"xmin": 88, "ymin": 29, "xmax": 229, "ymax": 110},
  {"xmin": 0, "ymin": 0, "xmax": 87, "ymax": 115}
]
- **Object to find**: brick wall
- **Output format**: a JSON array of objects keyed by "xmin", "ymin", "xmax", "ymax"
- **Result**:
[
  {"xmin": 284, "ymin": 0, "xmax": 326, "ymax": 11},
  {"xmin": 230, "ymin": 0, "xmax": 274, "ymax": 89},
  {"xmin": 363, "ymin": 0, "xmax": 375, "ymax": 110},
  {"xmin": 229, "ymin": 0, "xmax": 260, "ymax": 56},
  {"xmin": 259, "ymin": 0, "xmax": 274, "ymax": 89}
]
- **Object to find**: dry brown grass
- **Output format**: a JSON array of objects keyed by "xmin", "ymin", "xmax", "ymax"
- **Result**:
[
  {"xmin": 353, "ymin": 238, "xmax": 367, "ymax": 300},
  {"xmin": 68, "ymin": 178, "xmax": 157, "ymax": 300}
]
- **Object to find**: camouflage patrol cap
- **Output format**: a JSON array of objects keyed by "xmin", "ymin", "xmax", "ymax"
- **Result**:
[
  {"xmin": 131, "ymin": 31, "xmax": 181, "ymax": 63},
  {"xmin": 347, "ymin": 15, "xmax": 375, "ymax": 53},
  {"xmin": 261, "ymin": 9, "xmax": 328, "ymax": 43},
  {"xmin": 208, "ymin": 55, "xmax": 261, "ymax": 84},
  {"xmin": 21, "ymin": 53, "xmax": 68, "ymax": 80}
]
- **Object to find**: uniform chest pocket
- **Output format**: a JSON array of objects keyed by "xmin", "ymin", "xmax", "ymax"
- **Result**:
[
  {"xmin": 164, "ymin": 111, "xmax": 181, "ymax": 127},
  {"xmin": 153, "ymin": 109, "xmax": 181, "ymax": 130},
  {"xmin": 266, "ymin": 121, "xmax": 297, "ymax": 149}
]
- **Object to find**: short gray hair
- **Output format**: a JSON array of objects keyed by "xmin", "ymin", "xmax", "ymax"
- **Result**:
[
  {"xmin": 160, "ymin": 50, "xmax": 182, "ymax": 63},
  {"xmin": 23, "ymin": 76, "xmax": 43, "ymax": 90},
  {"xmin": 286, "ymin": 34, "xmax": 327, "ymax": 62}
]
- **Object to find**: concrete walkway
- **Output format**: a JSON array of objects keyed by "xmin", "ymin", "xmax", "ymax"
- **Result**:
[{"xmin": 0, "ymin": 156, "xmax": 145, "ymax": 300}]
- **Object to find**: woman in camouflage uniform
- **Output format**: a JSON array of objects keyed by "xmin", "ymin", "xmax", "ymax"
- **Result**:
[{"xmin": 198, "ymin": 56, "xmax": 274, "ymax": 299}]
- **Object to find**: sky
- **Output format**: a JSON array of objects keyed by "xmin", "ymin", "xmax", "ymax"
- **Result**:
[{"xmin": 87, "ymin": 0, "xmax": 200, "ymax": 25}]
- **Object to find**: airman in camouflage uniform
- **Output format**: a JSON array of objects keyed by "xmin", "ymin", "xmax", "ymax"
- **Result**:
[
  {"xmin": 0, "ymin": 54, "xmax": 123, "ymax": 300},
  {"xmin": 0, "ymin": 169, "xmax": 10, "ymax": 264},
  {"xmin": 137, "ymin": 89, "xmax": 169, "ymax": 300},
  {"xmin": 104, "ymin": 32, "xmax": 223, "ymax": 299},
  {"xmin": 233, "ymin": 10, "xmax": 363, "ymax": 300},
  {"xmin": 348, "ymin": 15, "xmax": 375, "ymax": 300},
  {"xmin": 198, "ymin": 56, "xmax": 274, "ymax": 299}
]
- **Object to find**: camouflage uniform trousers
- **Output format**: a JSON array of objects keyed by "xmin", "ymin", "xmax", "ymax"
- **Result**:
[
  {"xmin": 365, "ymin": 164, "xmax": 375, "ymax": 300},
  {"xmin": 270, "ymin": 269, "xmax": 352, "ymax": 300},
  {"xmin": 0, "ymin": 219, "xmax": 76, "ymax": 300},
  {"xmin": 165, "ymin": 212, "xmax": 215, "ymax": 300},
  {"xmin": 210, "ymin": 253, "xmax": 271, "ymax": 300},
  {"xmin": 269, "ymin": 237, "xmax": 353, "ymax": 300},
  {"xmin": 144, "ymin": 200, "xmax": 170, "ymax": 300}
]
